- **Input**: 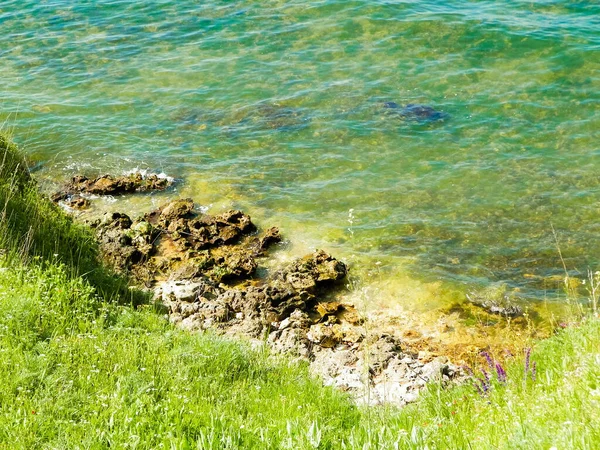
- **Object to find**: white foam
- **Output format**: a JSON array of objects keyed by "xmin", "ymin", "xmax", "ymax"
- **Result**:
[
  {"xmin": 124, "ymin": 167, "xmax": 175, "ymax": 183},
  {"xmin": 198, "ymin": 204, "xmax": 212, "ymax": 214}
]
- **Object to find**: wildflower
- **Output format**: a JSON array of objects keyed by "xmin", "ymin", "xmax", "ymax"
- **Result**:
[
  {"xmin": 481, "ymin": 368, "xmax": 490, "ymax": 384},
  {"xmin": 481, "ymin": 351, "xmax": 494, "ymax": 372},
  {"xmin": 462, "ymin": 365, "xmax": 474, "ymax": 377},
  {"xmin": 473, "ymin": 380, "xmax": 485, "ymax": 397},
  {"xmin": 478, "ymin": 369, "xmax": 491, "ymax": 396},
  {"xmin": 531, "ymin": 361, "xmax": 537, "ymax": 381},
  {"xmin": 524, "ymin": 347, "xmax": 531, "ymax": 375},
  {"xmin": 495, "ymin": 362, "xmax": 507, "ymax": 383}
]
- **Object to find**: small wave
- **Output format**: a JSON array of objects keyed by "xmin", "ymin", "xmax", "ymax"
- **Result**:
[{"xmin": 124, "ymin": 167, "xmax": 175, "ymax": 183}]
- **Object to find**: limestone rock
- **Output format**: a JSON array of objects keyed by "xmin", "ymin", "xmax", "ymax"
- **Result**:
[{"xmin": 52, "ymin": 173, "xmax": 173, "ymax": 203}]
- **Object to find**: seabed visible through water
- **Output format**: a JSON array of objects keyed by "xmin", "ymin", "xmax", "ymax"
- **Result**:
[{"xmin": 2, "ymin": 0, "xmax": 599, "ymax": 355}]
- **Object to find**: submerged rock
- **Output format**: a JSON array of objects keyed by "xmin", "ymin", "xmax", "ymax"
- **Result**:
[
  {"xmin": 173, "ymin": 108, "xmax": 226, "ymax": 127},
  {"xmin": 382, "ymin": 101, "xmax": 448, "ymax": 123},
  {"xmin": 63, "ymin": 195, "xmax": 90, "ymax": 210},
  {"xmin": 250, "ymin": 227, "xmax": 282, "ymax": 256},
  {"xmin": 184, "ymin": 103, "xmax": 311, "ymax": 134},
  {"xmin": 253, "ymin": 103, "xmax": 310, "ymax": 132},
  {"xmin": 466, "ymin": 287, "xmax": 524, "ymax": 318}
]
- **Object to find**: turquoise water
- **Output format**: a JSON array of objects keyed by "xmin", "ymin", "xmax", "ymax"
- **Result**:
[{"xmin": 1, "ymin": 0, "xmax": 599, "ymax": 306}]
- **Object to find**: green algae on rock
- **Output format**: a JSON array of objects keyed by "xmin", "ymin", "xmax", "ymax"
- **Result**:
[{"xmin": 51, "ymin": 173, "xmax": 175, "ymax": 206}]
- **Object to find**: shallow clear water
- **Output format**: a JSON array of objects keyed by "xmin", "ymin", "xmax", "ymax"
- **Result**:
[{"xmin": 1, "ymin": 0, "xmax": 599, "ymax": 308}]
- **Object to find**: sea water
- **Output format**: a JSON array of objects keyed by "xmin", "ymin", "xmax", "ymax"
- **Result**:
[{"xmin": 1, "ymin": 0, "xmax": 599, "ymax": 314}]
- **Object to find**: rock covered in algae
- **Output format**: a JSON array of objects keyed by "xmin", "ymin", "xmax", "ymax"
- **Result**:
[
  {"xmin": 89, "ymin": 212, "xmax": 156, "ymax": 271},
  {"xmin": 91, "ymin": 197, "xmax": 351, "ymax": 331},
  {"xmin": 51, "ymin": 173, "xmax": 174, "ymax": 204},
  {"xmin": 63, "ymin": 195, "xmax": 91, "ymax": 210},
  {"xmin": 91, "ymin": 198, "xmax": 265, "ymax": 284},
  {"xmin": 250, "ymin": 226, "xmax": 281, "ymax": 256},
  {"xmin": 143, "ymin": 199, "xmax": 257, "ymax": 251},
  {"xmin": 466, "ymin": 285, "xmax": 524, "ymax": 318}
]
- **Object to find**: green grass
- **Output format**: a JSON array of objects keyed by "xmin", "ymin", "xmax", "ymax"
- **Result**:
[
  {"xmin": 0, "ymin": 263, "xmax": 359, "ymax": 449},
  {"xmin": 0, "ymin": 132, "xmax": 134, "ymax": 303},
  {"xmin": 1, "ymin": 132, "xmax": 600, "ymax": 449},
  {"xmin": 351, "ymin": 317, "xmax": 600, "ymax": 449}
]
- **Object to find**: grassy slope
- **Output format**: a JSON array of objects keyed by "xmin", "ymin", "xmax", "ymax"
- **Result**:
[
  {"xmin": 1, "ymin": 133, "xmax": 599, "ymax": 449},
  {"xmin": 0, "ymin": 134, "xmax": 358, "ymax": 449},
  {"xmin": 0, "ymin": 264, "xmax": 359, "ymax": 449},
  {"xmin": 0, "ymin": 134, "xmax": 132, "ymax": 302}
]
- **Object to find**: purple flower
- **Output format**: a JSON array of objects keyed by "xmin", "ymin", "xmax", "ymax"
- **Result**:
[
  {"xmin": 481, "ymin": 368, "xmax": 490, "ymax": 384},
  {"xmin": 481, "ymin": 351, "xmax": 494, "ymax": 371},
  {"xmin": 524, "ymin": 347, "xmax": 531, "ymax": 377},
  {"xmin": 480, "ymin": 369, "xmax": 491, "ymax": 394},
  {"xmin": 473, "ymin": 379, "xmax": 485, "ymax": 397},
  {"xmin": 495, "ymin": 362, "xmax": 507, "ymax": 383},
  {"xmin": 480, "ymin": 379, "xmax": 489, "ymax": 394},
  {"xmin": 531, "ymin": 361, "xmax": 537, "ymax": 381},
  {"xmin": 462, "ymin": 365, "xmax": 474, "ymax": 377}
]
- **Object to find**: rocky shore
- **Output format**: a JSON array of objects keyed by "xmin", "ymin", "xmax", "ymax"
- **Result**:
[{"xmin": 53, "ymin": 175, "xmax": 462, "ymax": 405}]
